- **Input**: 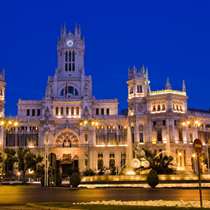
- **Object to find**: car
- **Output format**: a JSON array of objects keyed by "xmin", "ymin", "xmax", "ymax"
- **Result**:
[
  {"xmin": 10, "ymin": 179, "xmax": 28, "ymax": 185},
  {"xmin": 1, "ymin": 179, "xmax": 16, "ymax": 185}
]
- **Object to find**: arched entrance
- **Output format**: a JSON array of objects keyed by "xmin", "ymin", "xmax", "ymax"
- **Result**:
[{"xmin": 54, "ymin": 128, "xmax": 80, "ymax": 147}]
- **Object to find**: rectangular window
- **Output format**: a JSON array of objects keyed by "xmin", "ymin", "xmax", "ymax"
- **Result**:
[
  {"xmin": 69, "ymin": 63, "xmax": 71, "ymax": 71},
  {"xmin": 106, "ymin": 108, "xmax": 109, "ymax": 115},
  {"xmin": 37, "ymin": 109, "xmax": 40, "ymax": 116},
  {"xmin": 157, "ymin": 130, "xmax": 162, "ymax": 141},
  {"xmin": 96, "ymin": 108, "xmax": 99, "ymax": 115},
  {"xmin": 68, "ymin": 86, "xmax": 73, "ymax": 94},
  {"xmin": 174, "ymin": 120, "xmax": 176, "ymax": 126},
  {"xmin": 61, "ymin": 107, "xmax": 63, "ymax": 115},
  {"xmin": 140, "ymin": 133, "xmax": 143, "ymax": 142},
  {"xmin": 153, "ymin": 121, "xmax": 156, "ymax": 127},
  {"xmin": 27, "ymin": 109, "xmax": 30, "ymax": 116},
  {"xmin": 56, "ymin": 107, "xmax": 58, "ymax": 115},
  {"xmin": 179, "ymin": 130, "xmax": 183, "ymax": 141},
  {"xmin": 72, "ymin": 63, "xmax": 75, "ymax": 71},
  {"xmin": 66, "ymin": 107, "xmax": 69, "ymax": 115},
  {"xmin": 65, "ymin": 63, "xmax": 68, "ymax": 71},
  {"xmin": 163, "ymin": 120, "xmax": 166, "ymax": 126},
  {"xmin": 32, "ymin": 109, "xmax": 35, "ymax": 116},
  {"xmin": 101, "ymin": 108, "xmax": 104, "ymax": 115}
]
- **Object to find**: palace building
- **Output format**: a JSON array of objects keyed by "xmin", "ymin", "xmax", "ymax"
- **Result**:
[{"xmin": 0, "ymin": 24, "xmax": 209, "ymax": 175}]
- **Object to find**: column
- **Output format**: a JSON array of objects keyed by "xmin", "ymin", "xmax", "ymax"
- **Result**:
[{"xmin": 92, "ymin": 126, "xmax": 96, "ymax": 146}]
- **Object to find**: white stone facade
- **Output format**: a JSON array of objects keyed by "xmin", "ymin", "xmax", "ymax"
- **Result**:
[{"xmin": 0, "ymin": 24, "xmax": 209, "ymax": 175}]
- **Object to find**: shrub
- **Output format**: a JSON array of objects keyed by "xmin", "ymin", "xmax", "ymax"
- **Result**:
[
  {"xmin": 83, "ymin": 169, "xmax": 95, "ymax": 176},
  {"xmin": 55, "ymin": 173, "xmax": 62, "ymax": 186},
  {"xmin": 147, "ymin": 169, "xmax": 159, "ymax": 188},
  {"xmin": 41, "ymin": 175, "xmax": 49, "ymax": 186},
  {"xmin": 70, "ymin": 172, "xmax": 81, "ymax": 187}
]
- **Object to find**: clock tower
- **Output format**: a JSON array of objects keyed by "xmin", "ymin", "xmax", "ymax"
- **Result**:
[{"xmin": 57, "ymin": 23, "xmax": 85, "ymax": 77}]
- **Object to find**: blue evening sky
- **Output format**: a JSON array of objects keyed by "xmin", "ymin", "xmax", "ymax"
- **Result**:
[{"xmin": 0, "ymin": 1, "xmax": 210, "ymax": 116}]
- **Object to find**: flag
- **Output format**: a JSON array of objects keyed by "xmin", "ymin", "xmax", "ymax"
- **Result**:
[{"xmin": 65, "ymin": 81, "xmax": 68, "ymax": 97}]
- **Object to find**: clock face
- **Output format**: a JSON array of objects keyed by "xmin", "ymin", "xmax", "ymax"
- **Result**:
[{"xmin": 67, "ymin": 39, "xmax": 74, "ymax": 47}]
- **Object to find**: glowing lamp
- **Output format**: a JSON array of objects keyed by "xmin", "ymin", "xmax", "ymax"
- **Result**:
[
  {"xmin": 195, "ymin": 121, "xmax": 199, "ymax": 125},
  {"xmin": 8, "ymin": 121, "xmax": 12, "ymax": 124},
  {"xmin": 1, "ymin": 121, "xmax": 4, "ymax": 125},
  {"xmin": 84, "ymin": 121, "xmax": 87, "ymax": 125},
  {"xmin": 14, "ymin": 122, "xmax": 18, "ymax": 126},
  {"xmin": 79, "ymin": 122, "xmax": 83, "ymax": 126},
  {"xmin": 179, "ymin": 153, "xmax": 182, "ymax": 156},
  {"xmin": 182, "ymin": 122, "xmax": 185, "ymax": 126},
  {"xmin": 95, "ymin": 122, "xmax": 98, "ymax": 126}
]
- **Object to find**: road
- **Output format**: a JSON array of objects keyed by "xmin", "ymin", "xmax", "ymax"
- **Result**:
[{"xmin": 0, "ymin": 186, "xmax": 210, "ymax": 205}]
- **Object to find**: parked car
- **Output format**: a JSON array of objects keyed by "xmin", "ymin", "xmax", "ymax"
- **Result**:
[
  {"xmin": 1, "ymin": 179, "xmax": 16, "ymax": 185},
  {"xmin": 10, "ymin": 179, "xmax": 28, "ymax": 185}
]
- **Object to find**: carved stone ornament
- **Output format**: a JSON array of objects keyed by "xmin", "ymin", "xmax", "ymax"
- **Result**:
[
  {"xmin": 55, "ymin": 131, "xmax": 79, "ymax": 147},
  {"xmin": 44, "ymin": 107, "xmax": 50, "ymax": 119},
  {"xmin": 84, "ymin": 84, "xmax": 89, "ymax": 98},
  {"xmin": 137, "ymin": 104, "xmax": 144, "ymax": 113},
  {"xmin": 0, "ymin": 104, "xmax": 4, "ymax": 112},
  {"xmin": 83, "ymin": 106, "xmax": 89, "ymax": 117}
]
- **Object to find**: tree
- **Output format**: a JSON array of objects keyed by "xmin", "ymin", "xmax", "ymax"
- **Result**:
[
  {"xmin": 17, "ymin": 147, "xmax": 43, "ymax": 178},
  {"xmin": 3, "ymin": 148, "xmax": 18, "ymax": 177},
  {"xmin": 70, "ymin": 172, "xmax": 81, "ymax": 187}
]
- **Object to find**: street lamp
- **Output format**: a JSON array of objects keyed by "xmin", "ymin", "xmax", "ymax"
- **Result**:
[{"xmin": 17, "ymin": 172, "xmax": 20, "ymax": 179}]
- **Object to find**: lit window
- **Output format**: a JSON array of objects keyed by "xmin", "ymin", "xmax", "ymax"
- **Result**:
[{"xmin": 76, "ymin": 107, "xmax": 79, "ymax": 115}]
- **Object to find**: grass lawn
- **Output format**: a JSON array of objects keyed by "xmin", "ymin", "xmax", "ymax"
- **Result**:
[{"xmin": 28, "ymin": 202, "xmax": 209, "ymax": 210}]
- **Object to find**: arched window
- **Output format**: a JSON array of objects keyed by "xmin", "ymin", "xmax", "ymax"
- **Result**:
[
  {"xmin": 61, "ymin": 107, "xmax": 63, "ymax": 115},
  {"xmin": 60, "ymin": 89, "xmax": 64, "ymax": 96},
  {"xmin": 32, "ymin": 109, "xmax": 35, "ymax": 116},
  {"xmin": 140, "ymin": 85, "xmax": 142, "ymax": 93},
  {"xmin": 56, "ymin": 107, "xmax": 58, "ymax": 115},
  {"xmin": 157, "ymin": 105, "xmax": 160, "ymax": 111},
  {"xmin": 0, "ymin": 88, "xmax": 2, "ymax": 95},
  {"xmin": 101, "ymin": 108, "xmax": 104, "ymax": 115},
  {"xmin": 96, "ymin": 108, "xmax": 99, "ymax": 115},
  {"xmin": 153, "ymin": 105, "xmax": 155, "ymax": 111},
  {"xmin": 180, "ymin": 106, "xmax": 183, "ymax": 111},
  {"xmin": 66, "ymin": 107, "xmax": 69, "ymax": 115},
  {"xmin": 71, "ymin": 107, "xmax": 74, "ymax": 115},
  {"xmin": 75, "ymin": 89, "xmax": 78, "ymax": 96},
  {"xmin": 162, "ymin": 104, "xmax": 165, "ymax": 110},
  {"xmin": 76, "ymin": 107, "xmax": 79, "ymax": 115},
  {"xmin": 176, "ymin": 105, "xmax": 179, "ymax": 110},
  {"xmin": 173, "ymin": 105, "xmax": 176, "ymax": 110}
]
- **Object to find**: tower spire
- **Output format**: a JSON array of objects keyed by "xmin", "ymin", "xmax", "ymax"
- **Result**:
[
  {"xmin": 182, "ymin": 80, "xmax": 186, "ymax": 92},
  {"xmin": 165, "ymin": 77, "xmax": 171, "ymax": 90}
]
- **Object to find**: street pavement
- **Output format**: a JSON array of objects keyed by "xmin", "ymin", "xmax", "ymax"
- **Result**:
[{"xmin": 0, "ymin": 185, "xmax": 210, "ymax": 206}]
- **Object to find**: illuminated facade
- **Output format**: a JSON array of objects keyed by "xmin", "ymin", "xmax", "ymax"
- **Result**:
[{"xmin": 0, "ymin": 24, "xmax": 209, "ymax": 176}]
